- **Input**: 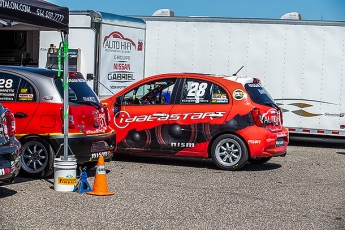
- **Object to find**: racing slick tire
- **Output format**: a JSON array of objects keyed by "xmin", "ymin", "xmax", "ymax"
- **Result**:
[
  {"xmin": 248, "ymin": 157, "xmax": 272, "ymax": 164},
  {"xmin": 211, "ymin": 134, "xmax": 248, "ymax": 171}
]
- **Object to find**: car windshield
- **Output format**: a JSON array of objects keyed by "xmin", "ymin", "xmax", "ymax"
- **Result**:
[
  {"xmin": 54, "ymin": 73, "xmax": 100, "ymax": 104},
  {"xmin": 244, "ymin": 83, "xmax": 276, "ymax": 106}
]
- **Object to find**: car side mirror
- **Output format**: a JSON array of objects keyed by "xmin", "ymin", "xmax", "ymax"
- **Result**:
[{"xmin": 115, "ymin": 96, "xmax": 123, "ymax": 106}]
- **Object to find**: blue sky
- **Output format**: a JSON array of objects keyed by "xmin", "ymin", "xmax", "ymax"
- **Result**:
[{"xmin": 47, "ymin": 0, "xmax": 345, "ymax": 21}]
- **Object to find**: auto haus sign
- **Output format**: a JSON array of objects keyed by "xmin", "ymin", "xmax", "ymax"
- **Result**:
[
  {"xmin": 99, "ymin": 24, "xmax": 145, "ymax": 96},
  {"xmin": 104, "ymin": 32, "xmax": 136, "ymax": 83},
  {"xmin": 103, "ymin": 31, "xmax": 137, "ymax": 52}
]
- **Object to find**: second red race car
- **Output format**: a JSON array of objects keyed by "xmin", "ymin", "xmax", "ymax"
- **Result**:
[
  {"xmin": 0, "ymin": 66, "xmax": 116, "ymax": 178},
  {"xmin": 102, "ymin": 72, "xmax": 288, "ymax": 170}
]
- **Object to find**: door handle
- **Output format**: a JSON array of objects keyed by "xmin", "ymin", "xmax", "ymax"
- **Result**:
[
  {"xmin": 152, "ymin": 113, "xmax": 168, "ymax": 117},
  {"xmin": 14, "ymin": 112, "xmax": 28, "ymax": 118}
]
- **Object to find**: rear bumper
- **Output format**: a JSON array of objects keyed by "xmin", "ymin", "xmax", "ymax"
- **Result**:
[
  {"xmin": 245, "ymin": 128, "xmax": 289, "ymax": 158},
  {"xmin": 51, "ymin": 131, "xmax": 116, "ymax": 164}
]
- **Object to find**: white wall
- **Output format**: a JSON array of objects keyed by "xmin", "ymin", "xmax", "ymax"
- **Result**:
[{"xmin": 143, "ymin": 19, "xmax": 345, "ymax": 133}]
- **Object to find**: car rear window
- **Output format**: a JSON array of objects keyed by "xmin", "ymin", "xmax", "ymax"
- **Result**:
[
  {"xmin": 54, "ymin": 73, "xmax": 100, "ymax": 103},
  {"xmin": 244, "ymin": 83, "xmax": 275, "ymax": 106}
]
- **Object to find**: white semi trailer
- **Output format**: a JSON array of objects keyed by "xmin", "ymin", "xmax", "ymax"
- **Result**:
[{"xmin": 138, "ymin": 14, "xmax": 345, "ymax": 141}]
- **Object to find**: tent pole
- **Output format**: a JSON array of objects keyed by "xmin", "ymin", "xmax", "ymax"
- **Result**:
[{"xmin": 62, "ymin": 33, "xmax": 69, "ymax": 160}]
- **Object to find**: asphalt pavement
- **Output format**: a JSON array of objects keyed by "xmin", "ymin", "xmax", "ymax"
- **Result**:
[{"xmin": 1, "ymin": 142, "xmax": 345, "ymax": 230}]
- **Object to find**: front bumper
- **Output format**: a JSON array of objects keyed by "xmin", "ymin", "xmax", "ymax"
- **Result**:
[{"xmin": 52, "ymin": 131, "xmax": 116, "ymax": 164}]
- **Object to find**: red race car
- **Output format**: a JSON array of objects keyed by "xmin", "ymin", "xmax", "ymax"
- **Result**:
[
  {"xmin": 0, "ymin": 66, "xmax": 115, "ymax": 178},
  {"xmin": 102, "ymin": 73, "xmax": 288, "ymax": 170}
]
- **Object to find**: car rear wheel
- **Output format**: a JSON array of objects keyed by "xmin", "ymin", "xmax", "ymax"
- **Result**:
[
  {"xmin": 211, "ymin": 134, "xmax": 248, "ymax": 170},
  {"xmin": 248, "ymin": 157, "xmax": 272, "ymax": 164},
  {"xmin": 20, "ymin": 137, "xmax": 54, "ymax": 178}
]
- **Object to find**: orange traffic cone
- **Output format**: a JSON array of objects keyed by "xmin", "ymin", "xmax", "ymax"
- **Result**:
[{"xmin": 86, "ymin": 156, "xmax": 114, "ymax": 196}]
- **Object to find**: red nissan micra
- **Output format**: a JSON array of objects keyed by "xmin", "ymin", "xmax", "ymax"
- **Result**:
[
  {"xmin": 0, "ymin": 66, "xmax": 115, "ymax": 178},
  {"xmin": 102, "ymin": 72, "xmax": 288, "ymax": 170}
]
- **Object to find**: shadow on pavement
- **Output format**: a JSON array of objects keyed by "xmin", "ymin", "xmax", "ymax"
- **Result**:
[
  {"xmin": 243, "ymin": 162, "xmax": 281, "ymax": 171},
  {"xmin": 289, "ymin": 139, "xmax": 345, "ymax": 157},
  {"xmin": 289, "ymin": 140, "xmax": 345, "ymax": 149},
  {"xmin": 113, "ymin": 154, "xmax": 216, "ymax": 169},
  {"xmin": 0, "ymin": 186, "xmax": 17, "ymax": 198},
  {"xmin": 112, "ymin": 154, "xmax": 281, "ymax": 172}
]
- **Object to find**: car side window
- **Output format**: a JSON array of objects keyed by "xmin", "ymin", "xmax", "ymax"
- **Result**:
[
  {"xmin": 0, "ymin": 73, "xmax": 36, "ymax": 102},
  {"xmin": 181, "ymin": 78, "xmax": 212, "ymax": 104},
  {"xmin": 181, "ymin": 78, "xmax": 229, "ymax": 104},
  {"xmin": 122, "ymin": 78, "xmax": 176, "ymax": 105},
  {"xmin": 211, "ymin": 83, "xmax": 229, "ymax": 104}
]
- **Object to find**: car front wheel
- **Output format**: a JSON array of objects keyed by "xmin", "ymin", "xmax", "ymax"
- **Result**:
[
  {"xmin": 211, "ymin": 134, "xmax": 248, "ymax": 170},
  {"xmin": 20, "ymin": 137, "xmax": 54, "ymax": 178}
]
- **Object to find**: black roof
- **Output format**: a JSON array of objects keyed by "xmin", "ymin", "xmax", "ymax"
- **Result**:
[
  {"xmin": 0, "ymin": 65, "xmax": 60, "ymax": 78},
  {"xmin": 0, "ymin": 0, "xmax": 69, "ymax": 32}
]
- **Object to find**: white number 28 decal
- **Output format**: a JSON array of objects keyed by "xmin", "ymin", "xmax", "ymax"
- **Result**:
[
  {"xmin": 187, "ymin": 82, "xmax": 208, "ymax": 97},
  {"xmin": 0, "ymin": 79, "xmax": 13, "ymax": 88}
]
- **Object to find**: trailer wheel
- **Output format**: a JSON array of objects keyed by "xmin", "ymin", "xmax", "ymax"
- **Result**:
[
  {"xmin": 248, "ymin": 157, "xmax": 272, "ymax": 164},
  {"xmin": 211, "ymin": 134, "xmax": 248, "ymax": 170}
]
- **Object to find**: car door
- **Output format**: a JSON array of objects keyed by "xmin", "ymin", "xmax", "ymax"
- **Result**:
[
  {"xmin": 167, "ymin": 77, "xmax": 231, "ymax": 156},
  {"xmin": 0, "ymin": 71, "xmax": 39, "ymax": 135},
  {"xmin": 113, "ymin": 78, "xmax": 177, "ymax": 153}
]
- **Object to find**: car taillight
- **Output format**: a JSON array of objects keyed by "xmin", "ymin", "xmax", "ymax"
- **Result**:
[
  {"xmin": 69, "ymin": 72, "xmax": 85, "ymax": 79},
  {"xmin": 5, "ymin": 110, "xmax": 15, "ymax": 136},
  {"xmin": 251, "ymin": 108, "xmax": 263, "ymax": 127},
  {"xmin": 60, "ymin": 107, "xmax": 75, "ymax": 129},
  {"xmin": 103, "ymin": 104, "xmax": 110, "ymax": 125},
  {"xmin": 253, "ymin": 78, "xmax": 261, "ymax": 84}
]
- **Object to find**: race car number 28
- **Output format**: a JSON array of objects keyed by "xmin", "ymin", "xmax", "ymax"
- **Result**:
[
  {"xmin": 187, "ymin": 82, "xmax": 208, "ymax": 97},
  {"xmin": 0, "ymin": 79, "xmax": 13, "ymax": 88}
]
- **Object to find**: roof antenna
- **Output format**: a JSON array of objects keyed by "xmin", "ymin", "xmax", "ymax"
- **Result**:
[{"xmin": 232, "ymin": 66, "xmax": 244, "ymax": 76}]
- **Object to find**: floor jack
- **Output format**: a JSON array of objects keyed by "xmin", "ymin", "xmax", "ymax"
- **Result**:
[{"xmin": 74, "ymin": 166, "xmax": 92, "ymax": 194}]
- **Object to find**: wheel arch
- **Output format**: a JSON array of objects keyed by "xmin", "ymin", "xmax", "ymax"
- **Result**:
[
  {"xmin": 207, "ymin": 131, "xmax": 250, "ymax": 158},
  {"xmin": 17, "ymin": 134, "xmax": 59, "ymax": 154}
]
